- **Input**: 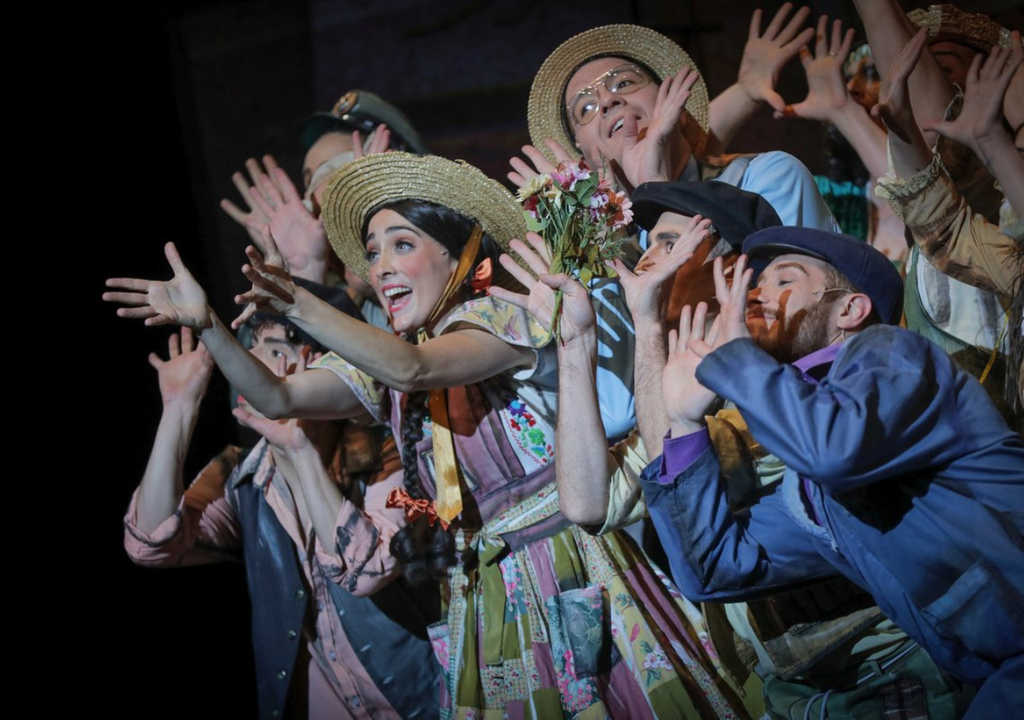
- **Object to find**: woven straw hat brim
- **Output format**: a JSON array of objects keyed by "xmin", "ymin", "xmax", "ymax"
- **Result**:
[
  {"xmin": 321, "ymin": 153, "xmax": 528, "ymax": 283},
  {"xmin": 908, "ymin": 4, "xmax": 1012, "ymax": 54},
  {"xmin": 527, "ymin": 24, "xmax": 709, "ymax": 163}
]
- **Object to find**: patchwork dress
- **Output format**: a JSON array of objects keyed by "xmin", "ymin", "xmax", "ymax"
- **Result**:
[{"xmin": 314, "ymin": 295, "xmax": 749, "ymax": 720}]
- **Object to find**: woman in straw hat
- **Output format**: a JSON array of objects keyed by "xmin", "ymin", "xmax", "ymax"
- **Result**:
[{"xmin": 106, "ymin": 151, "xmax": 752, "ymax": 719}]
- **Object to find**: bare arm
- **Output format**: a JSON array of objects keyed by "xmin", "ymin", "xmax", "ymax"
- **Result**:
[
  {"xmin": 853, "ymin": 0, "xmax": 954, "ymax": 147},
  {"xmin": 135, "ymin": 328, "xmax": 214, "ymax": 535},
  {"xmin": 708, "ymin": 3, "xmax": 815, "ymax": 151},
  {"xmin": 104, "ymin": 242, "xmax": 365, "ymax": 420},
  {"xmin": 232, "ymin": 405, "xmax": 347, "ymax": 559},
  {"xmin": 555, "ymin": 306, "xmax": 612, "ymax": 525},
  {"xmin": 609, "ymin": 217, "xmax": 711, "ymax": 456},
  {"xmin": 235, "ymin": 236, "xmax": 535, "ymax": 394},
  {"xmin": 235, "ymin": 379, "xmax": 405, "ymax": 595},
  {"xmin": 874, "ymin": 29, "xmax": 944, "ymax": 181},
  {"xmin": 488, "ymin": 233, "xmax": 617, "ymax": 525}
]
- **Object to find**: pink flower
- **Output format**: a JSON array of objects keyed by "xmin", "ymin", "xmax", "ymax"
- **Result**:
[
  {"xmin": 605, "ymin": 189, "xmax": 633, "ymax": 229},
  {"xmin": 554, "ymin": 159, "xmax": 591, "ymax": 191}
]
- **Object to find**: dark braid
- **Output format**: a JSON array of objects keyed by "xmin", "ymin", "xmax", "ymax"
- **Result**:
[
  {"xmin": 388, "ymin": 365, "xmax": 457, "ymax": 585},
  {"xmin": 369, "ymin": 198, "xmax": 498, "ymax": 584}
]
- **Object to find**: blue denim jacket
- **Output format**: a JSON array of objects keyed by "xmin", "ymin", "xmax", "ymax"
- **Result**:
[{"xmin": 641, "ymin": 327, "xmax": 1024, "ymax": 696}]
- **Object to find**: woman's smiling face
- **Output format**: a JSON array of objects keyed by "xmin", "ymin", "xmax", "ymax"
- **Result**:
[{"xmin": 365, "ymin": 208, "xmax": 459, "ymax": 334}]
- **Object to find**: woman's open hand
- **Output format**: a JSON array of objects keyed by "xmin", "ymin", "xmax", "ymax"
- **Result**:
[
  {"xmin": 489, "ymin": 231, "xmax": 596, "ymax": 345},
  {"xmin": 104, "ymin": 242, "xmax": 213, "ymax": 329},
  {"xmin": 232, "ymin": 227, "xmax": 301, "ymax": 329}
]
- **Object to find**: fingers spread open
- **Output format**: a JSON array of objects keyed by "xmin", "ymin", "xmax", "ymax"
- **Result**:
[
  {"xmin": 499, "ymin": 250, "xmax": 538, "ymax": 288},
  {"xmin": 486, "ymin": 284, "xmax": 529, "ymax": 310},
  {"xmin": 546, "ymin": 138, "xmax": 578, "ymax": 164},
  {"xmin": 778, "ymin": 5, "xmax": 811, "ymax": 46},
  {"xmin": 523, "ymin": 144, "xmax": 557, "ymax": 175},
  {"xmin": 168, "ymin": 332, "xmax": 181, "ymax": 358},
  {"xmin": 115, "ymin": 305, "xmax": 157, "ymax": 320}
]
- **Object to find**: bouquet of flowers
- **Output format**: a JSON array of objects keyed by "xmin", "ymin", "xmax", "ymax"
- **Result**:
[{"xmin": 517, "ymin": 159, "xmax": 633, "ymax": 340}]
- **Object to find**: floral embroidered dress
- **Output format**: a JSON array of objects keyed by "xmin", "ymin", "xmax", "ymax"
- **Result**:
[{"xmin": 313, "ymin": 295, "xmax": 748, "ymax": 720}]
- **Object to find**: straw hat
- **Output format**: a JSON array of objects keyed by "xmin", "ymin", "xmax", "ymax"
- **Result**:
[
  {"xmin": 527, "ymin": 24, "xmax": 709, "ymax": 162},
  {"xmin": 908, "ymin": 4, "xmax": 1012, "ymax": 54},
  {"xmin": 320, "ymin": 152, "xmax": 528, "ymax": 282}
]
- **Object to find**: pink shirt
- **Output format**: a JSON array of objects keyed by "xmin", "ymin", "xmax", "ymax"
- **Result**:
[{"xmin": 124, "ymin": 440, "xmax": 408, "ymax": 719}]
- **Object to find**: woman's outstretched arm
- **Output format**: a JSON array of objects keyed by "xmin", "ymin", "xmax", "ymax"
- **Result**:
[
  {"xmin": 234, "ymin": 231, "xmax": 536, "ymax": 394},
  {"xmin": 104, "ymin": 241, "xmax": 363, "ymax": 420}
]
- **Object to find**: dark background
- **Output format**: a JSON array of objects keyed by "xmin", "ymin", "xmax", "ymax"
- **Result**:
[{"xmin": 91, "ymin": 1, "xmax": 1020, "ymax": 715}]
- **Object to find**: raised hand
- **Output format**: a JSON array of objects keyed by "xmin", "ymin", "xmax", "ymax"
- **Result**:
[
  {"xmin": 233, "ymin": 349, "xmax": 331, "ymax": 452},
  {"xmin": 508, "ymin": 140, "xmax": 580, "ymax": 188},
  {"xmin": 872, "ymin": 27, "xmax": 929, "ymax": 143},
  {"xmin": 923, "ymin": 32, "xmax": 1023, "ymax": 155},
  {"xmin": 778, "ymin": 16, "xmax": 856, "ymax": 121},
  {"xmin": 701, "ymin": 254, "xmax": 753, "ymax": 351},
  {"xmin": 149, "ymin": 327, "xmax": 215, "ymax": 408},
  {"xmin": 662, "ymin": 302, "xmax": 718, "ymax": 435},
  {"xmin": 219, "ymin": 155, "xmax": 284, "ymax": 247},
  {"xmin": 104, "ymin": 242, "xmax": 213, "ymax": 329},
  {"xmin": 488, "ymin": 231, "xmax": 596, "ymax": 344},
  {"xmin": 617, "ymin": 67, "xmax": 699, "ymax": 190},
  {"xmin": 352, "ymin": 124, "xmax": 392, "ymax": 159},
  {"xmin": 232, "ymin": 228, "xmax": 300, "ymax": 329},
  {"xmin": 246, "ymin": 165, "xmax": 329, "ymax": 282},
  {"xmin": 737, "ymin": 3, "xmax": 816, "ymax": 112},
  {"xmin": 607, "ymin": 216, "xmax": 708, "ymax": 324}
]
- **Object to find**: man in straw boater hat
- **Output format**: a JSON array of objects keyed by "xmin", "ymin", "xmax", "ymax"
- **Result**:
[
  {"xmin": 506, "ymin": 218, "xmax": 1024, "ymax": 718},
  {"xmin": 522, "ymin": 22, "xmax": 840, "ymax": 228},
  {"xmin": 514, "ymin": 20, "xmax": 840, "ymax": 444},
  {"xmin": 508, "ymin": 179, "xmax": 980, "ymax": 718}
]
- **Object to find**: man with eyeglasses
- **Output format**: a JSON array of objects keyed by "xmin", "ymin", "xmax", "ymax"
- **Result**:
[
  {"xmin": 522, "ymin": 23, "xmax": 839, "ymax": 233},
  {"xmin": 513, "ymin": 21, "xmax": 839, "ymax": 446}
]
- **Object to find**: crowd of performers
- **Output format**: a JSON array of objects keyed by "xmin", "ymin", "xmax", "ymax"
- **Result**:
[{"xmin": 105, "ymin": 1, "xmax": 1023, "ymax": 718}]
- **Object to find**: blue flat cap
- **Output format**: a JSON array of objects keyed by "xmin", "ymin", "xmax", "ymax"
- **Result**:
[{"xmin": 743, "ymin": 226, "xmax": 904, "ymax": 324}]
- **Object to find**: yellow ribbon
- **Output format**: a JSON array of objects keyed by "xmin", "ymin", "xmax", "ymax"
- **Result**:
[{"xmin": 411, "ymin": 226, "xmax": 483, "ymax": 524}]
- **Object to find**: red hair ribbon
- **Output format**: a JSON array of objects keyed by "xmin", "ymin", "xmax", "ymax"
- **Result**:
[
  {"xmin": 386, "ymin": 487, "xmax": 450, "ymax": 530},
  {"xmin": 470, "ymin": 258, "xmax": 493, "ymax": 295}
]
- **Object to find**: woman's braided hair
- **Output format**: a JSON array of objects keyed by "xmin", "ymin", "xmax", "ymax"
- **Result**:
[{"xmin": 363, "ymin": 199, "xmax": 500, "ymax": 584}]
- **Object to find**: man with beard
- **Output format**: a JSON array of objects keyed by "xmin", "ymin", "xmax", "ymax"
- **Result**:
[
  {"xmin": 640, "ymin": 227, "xmax": 1024, "ymax": 718},
  {"xmin": 529, "ymin": 185, "xmax": 980, "ymax": 718}
]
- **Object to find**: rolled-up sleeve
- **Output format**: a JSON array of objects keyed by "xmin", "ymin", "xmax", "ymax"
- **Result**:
[
  {"xmin": 582, "ymin": 431, "xmax": 650, "ymax": 535},
  {"xmin": 876, "ymin": 146, "xmax": 1019, "ymax": 300},
  {"xmin": 124, "ymin": 447, "xmax": 244, "ymax": 567}
]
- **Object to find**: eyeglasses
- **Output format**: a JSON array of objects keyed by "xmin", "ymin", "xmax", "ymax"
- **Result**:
[{"xmin": 565, "ymin": 64, "xmax": 652, "ymax": 126}]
